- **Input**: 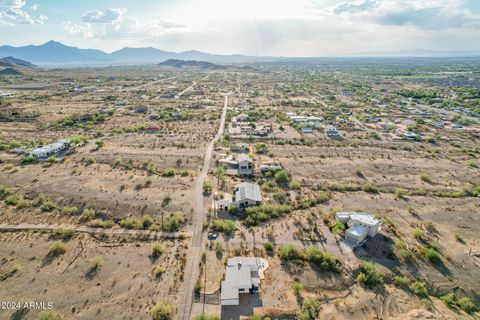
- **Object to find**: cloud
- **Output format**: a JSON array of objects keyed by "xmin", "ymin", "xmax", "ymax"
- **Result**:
[
  {"xmin": 81, "ymin": 8, "xmax": 126, "ymax": 23},
  {"xmin": 332, "ymin": 0, "xmax": 380, "ymax": 14},
  {"xmin": 30, "ymin": 3, "xmax": 38, "ymax": 11},
  {"xmin": 0, "ymin": 0, "xmax": 46, "ymax": 24}
]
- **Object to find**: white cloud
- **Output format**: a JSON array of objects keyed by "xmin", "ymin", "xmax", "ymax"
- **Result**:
[
  {"xmin": 30, "ymin": 3, "xmax": 38, "ymax": 11},
  {"xmin": 0, "ymin": 0, "xmax": 46, "ymax": 25},
  {"xmin": 81, "ymin": 8, "xmax": 126, "ymax": 23}
]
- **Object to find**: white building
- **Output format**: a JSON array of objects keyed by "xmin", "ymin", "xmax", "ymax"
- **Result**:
[
  {"xmin": 233, "ymin": 182, "xmax": 262, "ymax": 208},
  {"xmin": 335, "ymin": 212, "xmax": 381, "ymax": 246},
  {"xmin": 237, "ymin": 154, "xmax": 254, "ymax": 176},
  {"xmin": 221, "ymin": 257, "xmax": 262, "ymax": 306},
  {"xmin": 29, "ymin": 139, "xmax": 70, "ymax": 159}
]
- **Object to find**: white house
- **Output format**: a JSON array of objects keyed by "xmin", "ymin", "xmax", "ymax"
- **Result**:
[
  {"xmin": 221, "ymin": 257, "xmax": 262, "ymax": 306},
  {"xmin": 233, "ymin": 182, "xmax": 262, "ymax": 208},
  {"xmin": 237, "ymin": 154, "xmax": 254, "ymax": 176},
  {"xmin": 29, "ymin": 139, "xmax": 70, "ymax": 159},
  {"xmin": 335, "ymin": 212, "xmax": 381, "ymax": 246}
]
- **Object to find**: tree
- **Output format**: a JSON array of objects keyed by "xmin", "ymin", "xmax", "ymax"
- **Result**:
[{"xmin": 150, "ymin": 302, "xmax": 172, "ymax": 320}]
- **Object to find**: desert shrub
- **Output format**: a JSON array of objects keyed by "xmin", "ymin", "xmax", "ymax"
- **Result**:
[
  {"xmin": 87, "ymin": 219, "xmax": 113, "ymax": 228},
  {"xmin": 151, "ymin": 243, "xmax": 164, "ymax": 258},
  {"xmin": 5, "ymin": 195, "xmax": 19, "ymax": 206},
  {"xmin": 454, "ymin": 232, "xmax": 464, "ymax": 243},
  {"xmin": 440, "ymin": 293, "xmax": 456, "ymax": 307},
  {"xmin": 142, "ymin": 214, "xmax": 154, "ymax": 229},
  {"xmin": 53, "ymin": 228, "xmax": 74, "ymax": 240},
  {"xmin": 82, "ymin": 208, "xmax": 96, "ymax": 220},
  {"xmin": 90, "ymin": 255, "xmax": 104, "ymax": 270},
  {"xmin": 420, "ymin": 174, "xmax": 431, "ymax": 183},
  {"xmin": 274, "ymin": 170, "xmax": 290, "ymax": 185},
  {"xmin": 412, "ymin": 228, "xmax": 425, "ymax": 240},
  {"xmin": 393, "ymin": 275, "xmax": 411, "ymax": 288},
  {"xmin": 264, "ymin": 242, "xmax": 274, "ymax": 252},
  {"xmin": 362, "ymin": 183, "xmax": 379, "ymax": 193},
  {"xmin": 306, "ymin": 246, "xmax": 341, "ymax": 272},
  {"xmin": 150, "ymin": 302, "xmax": 172, "ymax": 320},
  {"xmin": 120, "ymin": 217, "xmax": 142, "ymax": 229},
  {"xmin": 212, "ymin": 219, "xmax": 236, "ymax": 235},
  {"xmin": 424, "ymin": 247, "xmax": 441, "ymax": 264},
  {"xmin": 40, "ymin": 200, "xmax": 57, "ymax": 212},
  {"xmin": 161, "ymin": 167, "xmax": 176, "ymax": 177},
  {"xmin": 293, "ymin": 282, "xmax": 303, "ymax": 295},
  {"xmin": 331, "ymin": 221, "xmax": 346, "ymax": 235},
  {"xmin": 163, "ymin": 214, "xmax": 184, "ymax": 231},
  {"xmin": 16, "ymin": 198, "xmax": 31, "ymax": 209},
  {"xmin": 37, "ymin": 310, "xmax": 62, "ymax": 320},
  {"xmin": 356, "ymin": 261, "xmax": 383, "ymax": 288},
  {"xmin": 21, "ymin": 155, "xmax": 36, "ymax": 164},
  {"xmin": 61, "ymin": 206, "xmax": 78, "ymax": 215},
  {"xmin": 409, "ymin": 281, "xmax": 429, "ymax": 298},
  {"xmin": 48, "ymin": 241, "xmax": 67, "ymax": 257},
  {"xmin": 95, "ymin": 140, "xmax": 104, "ymax": 148},
  {"xmin": 47, "ymin": 156, "xmax": 57, "ymax": 163},
  {"xmin": 393, "ymin": 240, "xmax": 412, "ymax": 263},
  {"xmin": 245, "ymin": 204, "xmax": 293, "ymax": 226},
  {"xmin": 288, "ymin": 180, "xmax": 301, "ymax": 190},
  {"xmin": 0, "ymin": 184, "xmax": 12, "ymax": 198},
  {"xmin": 153, "ymin": 265, "xmax": 166, "ymax": 278},
  {"xmin": 458, "ymin": 297, "xmax": 477, "ymax": 314},
  {"xmin": 278, "ymin": 244, "xmax": 302, "ymax": 260},
  {"xmin": 296, "ymin": 298, "xmax": 319, "ymax": 320}
]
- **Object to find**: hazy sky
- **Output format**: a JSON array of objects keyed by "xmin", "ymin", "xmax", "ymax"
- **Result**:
[{"xmin": 0, "ymin": 0, "xmax": 480, "ymax": 56}]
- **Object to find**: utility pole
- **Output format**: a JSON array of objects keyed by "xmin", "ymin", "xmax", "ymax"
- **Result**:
[{"xmin": 202, "ymin": 252, "xmax": 207, "ymax": 316}]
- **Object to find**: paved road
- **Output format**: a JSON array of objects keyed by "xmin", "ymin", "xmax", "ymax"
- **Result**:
[
  {"xmin": 0, "ymin": 223, "xmax": 187, "ymax": 239},
  {"xmin": 177, "ymin": 93, "xmax": 229, "ymax": 320}
]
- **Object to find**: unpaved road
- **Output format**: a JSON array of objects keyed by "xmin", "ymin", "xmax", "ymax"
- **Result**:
[{"xmin": 177, "ymin": 93, "xmax": 229, "ymax": 320}]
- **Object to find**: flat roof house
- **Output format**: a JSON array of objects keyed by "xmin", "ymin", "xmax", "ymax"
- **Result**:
[
  {"xmin": 335, "ymin": 212, "xmax": 381, "ymax": 246},
  {"xmin": 325, "ymin": 125, "xmax": 341, "ymax": 139},
  {"xmin": 233, "ymin": 182, "xmax": 262, "ymax": 208},
  {"xmin": 29, "ymin": 139, "xmax": 70, "ymax": 159},
  {"xmin": 221, "ymin": 257, "xmax": 262, "ymax": 306}
]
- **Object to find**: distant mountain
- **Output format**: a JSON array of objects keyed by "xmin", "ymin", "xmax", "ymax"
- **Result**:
[
  {"xmin": 0, "ymin": 41, "xmax": 272, "ymax": 66},
  {"xmin": 0, "ymin": 67, "xmax": 22, "ymax": 75},
  {"xmin": 158, "ymin": 59, "xmax": 227, "ymax": 70},
  {"xmin": 0, "ymin": 56, "xmax": 36, "ymax": 68}
]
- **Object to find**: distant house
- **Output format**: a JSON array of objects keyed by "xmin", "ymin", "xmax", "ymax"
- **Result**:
[
  {"xmin": 230, "ymin": 143, "xmax": 249, "ymax": 152},
  {"xmin": 29, "ymin": 139, "xmax": 70, "ymax": 159},
  {"xmin": 301, "ymin": 127, "xmax": 313, "ymax": 134},
  {"xmin": 335, "ymin": 212, "xmax": 381, "ymax": 246},
  {"xmin": 237, "ymin": 154, "xmax": 254, "ymax": 176},
  {"xmin": 325, "ymin": 125, "xmax": 341, "ymax": 138},
  {"xmin": 235, "ymin": 113, "xmax": 249, "ymax": 122},
  {"xmin": 233, "ymin": 182, "xmax": 262, "ymax": 208},
  {"xmin": 260, "ymin": 161, "xmax": 282, "ymax": 172},
  {"xmin": 221, "ymin": 257, "xmax": 263, "ymax": 306}
]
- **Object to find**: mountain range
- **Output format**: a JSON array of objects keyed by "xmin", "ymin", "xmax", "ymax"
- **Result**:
[{"xmin": 0, "ymin": 41, "xmax": 273, "ymax": 66}]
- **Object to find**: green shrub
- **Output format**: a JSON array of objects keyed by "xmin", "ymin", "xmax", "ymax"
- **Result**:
[
  {"xmin": 120, "ymin": 217, "xmax": 142, "ymax": 229},
  {"xmin": 87, "ymin": 219, "xmax": 113, "ymax": 228},
  {"xmin": 424, "ymin": 247, "xmax": 441, "ymax": 264},
  {"xmin": 412, "ymin": 228, "xmax": 425, "ymax": 240},
  {"xmin": 362, "ymin": 183, "xmax": 379, "ymax": 193},
  {"xmin": 212, "ymin": 219, "xmax": 236, "ymax": 235},
  {"xmin": 61, "ymin": 206, "xmax": 78, "ymax": 215},
  {"xmin": 331, "ymin": 221, "xmax": 346, "ymax": 235},
  {"xmin": 306, "ymin": 246, "xmax": 341, "ymax": 272},
  {"xmin": 409, "ymin": 281, "xmax": 428, "ymax": 298},
  {"xmin": 90, "ymin": 255, "xmax": 104, "ymax": 270},
  {"xmin": 142, "ymin": 214, "xmax": 154, "ymax": 229},
  {"xmin": 0, "ymin": 184, "xmax": 12, "ymax": 198},
  {"xmin": 293, "ymin": 282, "xmax": 303, "ymax": 294},
  {"xmin": 274, "ymin": 170, "xmax": 290, "ymax": 184},
  {"xmin": 440, "ymin": 293, "xmax": 456, "ymax": 307},
  {"xmin": 150, "ymin": 302, "xmax": 172, "ymax": 320},
  {"xmin": 16, "ymin": 198, "xmax": 31, "ymax": 209},
  {"xmin": 458, "ymin": 297, "xmax": 477, "ymax": 314},
  {"xmin": 356, "ymin": 261, "xmax": 383, "ymax": 287},
  {"xmin": 296, "ymin": 298, "xmax": 319, "ymax": 320},
  {"xmin": 21, "ymin": 155, "xmax": 36, "ymax": 164},
  {"xmin": 264, "ymin": 242, "xmax": 274, "ymax": 252},
  {"xmin": 161, "ymin": 167, "xmax": 176, "ymax": 177},
  {"xmin": 202, "ymin": 181, "xmax": 212, "ymax": 193},
  {"xmin": 47, "ymin": 156, "xmax": 57, "ymax": 163},
  {"xmin": 288, "ymin": 180, "xmax": 301, "ymax": 190},
  {"xmin": 393, "ymin": 240, "xmax": 412, "ymax": 263},
  {"xmin": 5, "ymin": 195, "xmax": 19, "ymax": 206},
  {"xmin": 278, "ymin": 244, "xmax": 301, "ymax": 260},
  {"xmin": 53, "ymin": 228, "xmax": 74, "ymax": 240},
  {"xmin": 151, "ymin": 243, "xmax": 164, "ymax": 258},
  {"xmin": 393, "ymin": 275, "xmax": 411, "ymax": 288},
  {"xmin": 163, "ymin": 214, "xmax": 184, "ymax": 231},
  {"xmin": 37, "ymin": 310, "xmax": 62, "ymax": 320},
  {"xmin": 82, "ymin": 208, "xmax": 96, "ymax": 220},
  {"xmin": 48, "ymin": 241, "xmax": 67, "ymax": 257},
  {"xmin": 153, "ymin": 265, "xmax": 166, "ymax": 278},
  {"xmin": 40, "ymin": 200, "xmax": 57, "ymax": 212}
]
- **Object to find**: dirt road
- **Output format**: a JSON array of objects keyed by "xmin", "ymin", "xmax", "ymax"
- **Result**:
[{"xmin": 177, "ymin": 93, "xmax": 229, "ymax": 320}]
